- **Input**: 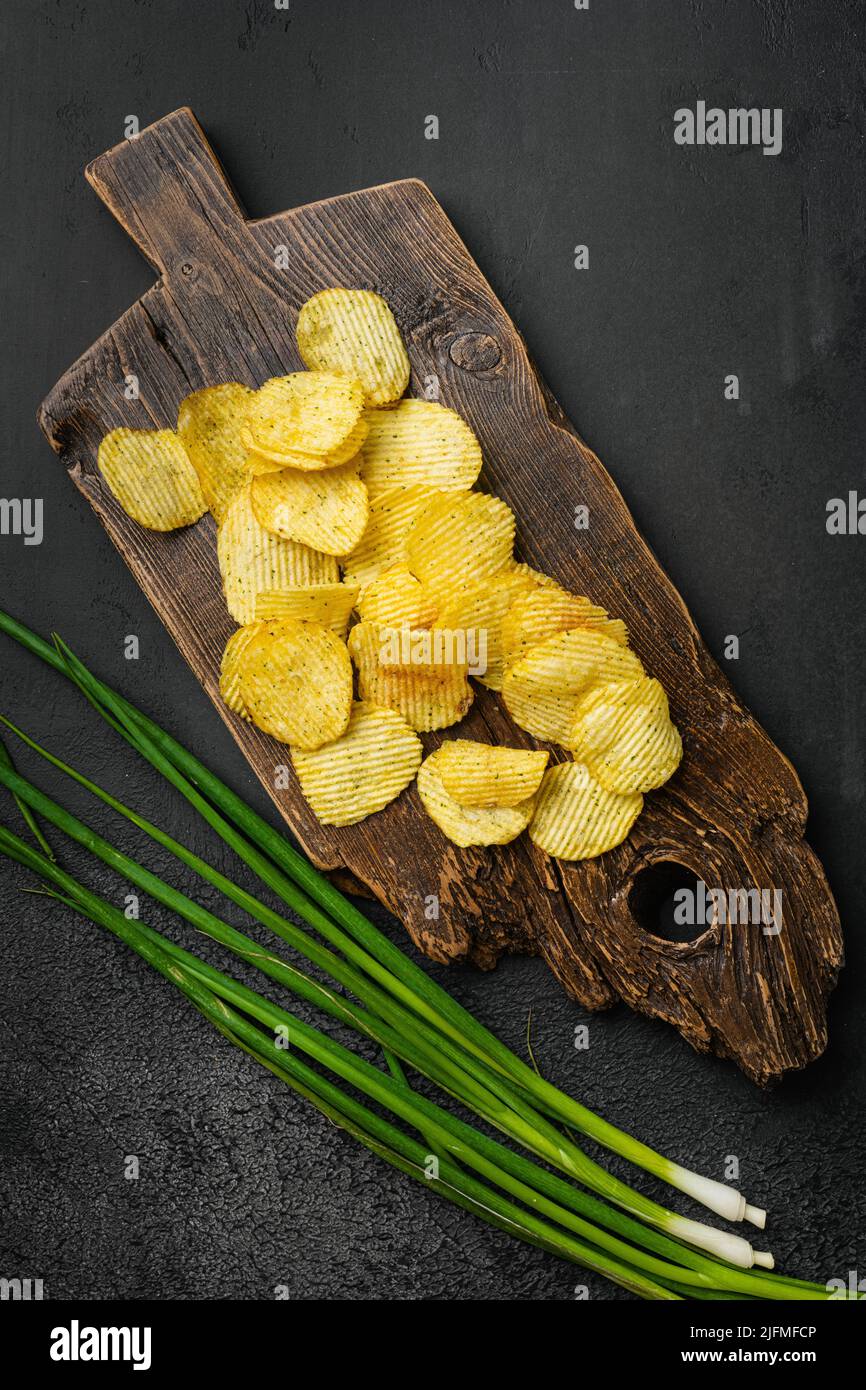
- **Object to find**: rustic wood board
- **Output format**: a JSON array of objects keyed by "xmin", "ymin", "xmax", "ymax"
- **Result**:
[{"xmin": 38, "ymin": 109, "xmax": 842, "ymax": 1084}]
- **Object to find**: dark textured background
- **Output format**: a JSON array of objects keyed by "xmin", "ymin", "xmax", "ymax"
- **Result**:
[{"xmin": 1, "ymin": 0, "xmax": 864, "ymax": 1302}]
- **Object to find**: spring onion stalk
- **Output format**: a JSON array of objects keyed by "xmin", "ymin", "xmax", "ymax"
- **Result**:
[
  {"xmin": 220, "ymin": 1019, "xmax": 681, "ymax": 1303},
  {"xmin": 0, "ymin": 717, "xmax": 784, "ymax": 1269},
  {"xmin": 47, "ymin": 625, "xmax": 763, "ymax": 1230},
  {"xmin": 0, "ymin": 613, "xmax": 768, "ymax": 1224},
  {"xmin": 14, "ymin": 832, "xmax": 831, "ymax": 1299},
  {"xmin": 0, "ymin": 755, "xmax": 771, "ymax": 1271},
  {"xmin": 0, "ymin": 823, "xmax": 829, "ymax": 1300},
  {"xmin": 82, "ymin": 883, "xmax": 686, "ymax": 1298},
  {"xmin": 0, "ymin": 831, "xmax": 676, "ymax": 1299},
  {"xmin": 0, "ymin": 826, "xmax": 828, "ymax": 1300},
  {"xmin": 0, "ymin": 739, "xmax": 54, "ymax": 860},
  {"xmin": 40, "ymin": 889, "xmax": 688, "ymax": 1296},
  {"xmin": 0, "ymin": 718, "xmax": 534, "ymax": 1104}
]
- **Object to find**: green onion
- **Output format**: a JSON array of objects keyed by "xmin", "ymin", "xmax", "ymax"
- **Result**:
[
  {"xmin": 0, "ymin": 823, "xmax": 679, "ymax": 1299},
  {"xmin": 0, "ymin": 738, "xmax": 54, "ymax": 859},
  {"xmin": 0, "ymin": 822, "xmax": 830, "ymax": 1300},
  {"xmin": 0, "ymin": 744, "xmax": 768, "ymax": 1269}
]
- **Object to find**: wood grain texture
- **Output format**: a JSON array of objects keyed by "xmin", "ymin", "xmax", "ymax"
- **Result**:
[{"xmin": 38, "ymin": 109, "xmax": 842, "ymax": 1083}]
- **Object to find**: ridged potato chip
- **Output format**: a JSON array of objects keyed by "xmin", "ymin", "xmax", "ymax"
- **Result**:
[
  {"xmin": 296, "ymin": 289, "xmax": 411, "ymax": 407},
  {"xmin": 416, "ymin": 749, "xmax": 537, "ymax": 847},
  {"xmin": 218, "ymin": 482, "xmax": 339, "ymax": 624},
  {"xmin": 501, "ymin": 628, "xmax": 644, "ymax": 745},
  {"xmin": 405, "ymin": 492, "xmax": 516, "ymax": 611},
  {"xmin": 97, "ymin": 428, "xmax": 207, "ymax": 531},
  {"xmin": 341, "ymin": 484, "xmax": 440, "ymax": 590},
  {"xmin": 528, "ymin": 762, "xmax": 643, "ymax": 860},
  {"xmin": 501, "ymin": 589, "xmax": 628, "ymax": 669},
  {"xmin": 244, "ymin": 415, "xmax": 369, "ymax": 474},
  {"xmin": 437, "ymin": 568, "xmax": 538, "ymax": 690},
  {"xmin": 238, "ymin": 619, "xmax": 352, "ymax": 749},
  {"xmin": 356, "ymin": 566, "xmax": 438, "ymax": 628},
  {"xmin": 360, "ymin": 399, "xmax": 483, "ymax": 496},
  {"xmin": 509, "ymin": 562, "xmax": 561, "ymax": 588},
  {"xmin": 243, "ymin": 372, "xmax": 365, "ymax": 463},
  {"xmin": 568, "ymin": 677, "xmax": 683, "ymax": 794},
  {"xmin": 349, "ymin": 620, "xmax": 470, "ymax": 672},
  {"xmin": 176, "ymin": 383, "xmax": 253, "ymax": 523},
  {"xmin": 219, "ymin": 623, "xmax": 264, "ymax": 720},
  {"xmin": 254, "ymin": 582, "xmax": 359, "ymax": 636},
  {"xmin": 250, "ymin": 459, "xmax": 369, "ymax": 555},
  {"xmin": 360, "ymin": 666, "xmax": 473, "ymax": 732},
  {"xmin": 243, "ymin": 451, "xmax": 286, "ymax": 477},
  {"xmin": 348, "ymin": 622, "xmax": 473, "ymax": 731},
  {"xmin": 292, "ymin": 701, "xmax": 422, "ymax": 826},
  {"xmin": 436, "ymin": 741, "xmax": 549, "ymax": 808}
]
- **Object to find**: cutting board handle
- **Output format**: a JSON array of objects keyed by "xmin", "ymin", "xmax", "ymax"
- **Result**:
[{"xmin": 85, "ymin": 108, "xmax": 247, "ymax": 275}]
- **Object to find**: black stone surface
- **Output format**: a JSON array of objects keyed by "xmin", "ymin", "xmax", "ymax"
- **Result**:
[{"xmin": 0, "ymin": 0, "xmax": 863, "ymax": 1301}]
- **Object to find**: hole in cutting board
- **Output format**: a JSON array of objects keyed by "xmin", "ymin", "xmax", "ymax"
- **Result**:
[{"xmin": 628, "ymin": 861, "xmax": 708, "ymax": 943}]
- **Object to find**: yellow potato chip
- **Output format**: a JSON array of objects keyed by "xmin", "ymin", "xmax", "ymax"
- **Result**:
[
  {"xmin": 405, "ymin": 492, "xmax": 516, "ymax": 611},
  {"xmin": 254, "ymin": 582, "xmax": 358, "ymax": 636},
  {"xmin": 360, "ymin": 399, "xmax": 483, "ymax": 495},
  {"xmin": 292, "ymin": 701, "xmax": 422, "ymax": 826},
  {"xmin": 437, "ymin": 568, "xmax": 538, "ymax": 690},
  {"xmin": 508, "ymin": 562, "xmax": 561, "ymax": 588},
  {"xmin": 243, "ymin": 415, "xmax": 369, "ymax": 474},
  {"xmin": 501, "ymin": 589, "xmax": 628, "ymax": 669},
  {"xmin": 356, "ymin": 566, "xmax": 438, "ymax": 628},
  {"xmin": 97, "ymin": 428, "xmax": 207, "ymax": 531},
  {"xmin": 246, "ymin": 458, "xmax": 283, "ymax": 480},
  {"xmin": 568, "ymin": 677, "xmax": 683, "ymax": 794},
  {"xmin": 250, "ymin": 459, "xmax": 369, "ymax": 555},
  {"xmin": 219, "ymin": 624, "xmax": 265, "ymax": 719},
  {"xmin": 218, "ymin": 482, "xmax": 339, "ymax": 624},
  {"xmin": 362, "ymin": 666, "xmax": 473, "ymax": 732},
  {"xmin": 238, "ymin": 619, "xmax": 352, "ymax": 749},
  {"xmin": 416, "ymin": 748, "xmax": 537, "ymax": 847},
  {"xmin": 176, "ymin": 383, "xmax": 253, "ymax": 523},
  {"xmin": 242, "ymin": 451, "xmax": 285, "ymax": 477},
  {"xmin": 348, "ymin": 622, "xmax": 473, "ymax": 731},
  {"xmin": 241, "ymin": 415, "xmax": 369, "ymax": 475},
  {"xmin": 501, "ymin": 628, "xmax": 644, "ymax": 746},
  {"xmin": 436, "ymin": 741, "xmax": 549, "ymax": 808},
  {"xmin": 296, "ymin": 288, "xmax": 411, "ymax": 407},
  {"xmin": 244, "ymin": 372, "xmax": 365, "ymax": 462},
  {"xmin": 528, "ymin": 762, "xmax": 643, "ymax": 860},
  {"xmin": 349, "ymin": 621, "xmax": 470, "ymax": 672},
  {"xmin": 341, "ymin": 483, "xmax": 441, "ymax": 590}
]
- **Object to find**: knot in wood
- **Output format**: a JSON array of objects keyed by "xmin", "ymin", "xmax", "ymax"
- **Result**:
[{"xmin": 448, "ymin": 331, "xmax": 502, "ymax": 373}]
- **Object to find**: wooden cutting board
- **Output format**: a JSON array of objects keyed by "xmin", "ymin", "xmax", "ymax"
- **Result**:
[{"xmin": 39, "ymin": 108, "xmax": 842, "ymax": 1084}]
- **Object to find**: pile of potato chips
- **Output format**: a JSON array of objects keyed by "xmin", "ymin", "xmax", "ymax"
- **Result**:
[{"xmin": 97, "ymin": 287, "xmax": 682, "ymax": 855}]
